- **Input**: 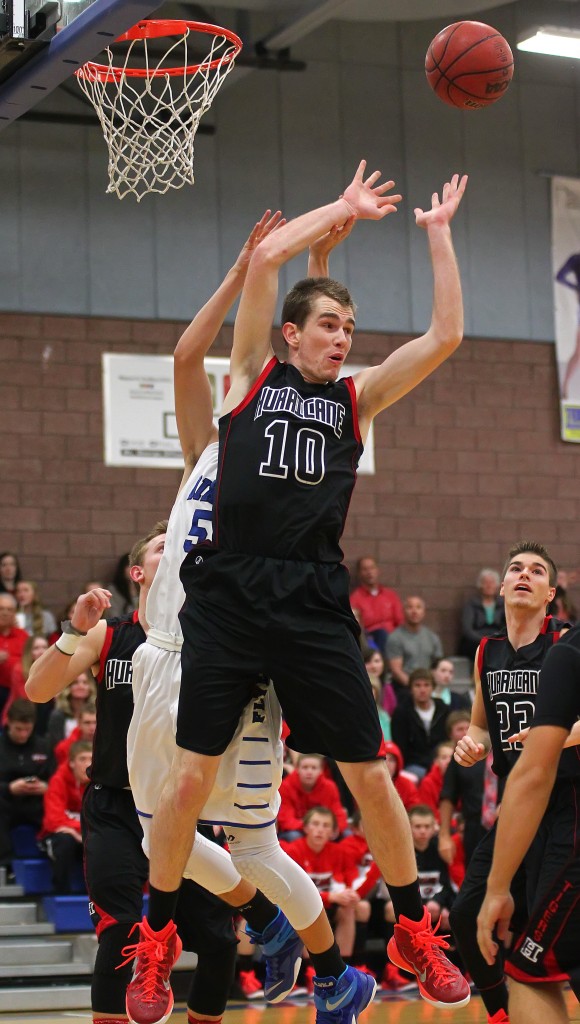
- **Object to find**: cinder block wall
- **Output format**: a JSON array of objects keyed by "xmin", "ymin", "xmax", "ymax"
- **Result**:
[{"xmin": 1, "ymin": 313, "xmax": 577, "ymax": 654}]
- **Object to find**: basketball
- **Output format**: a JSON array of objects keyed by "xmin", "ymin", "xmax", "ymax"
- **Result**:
[{"xmin": 425, "ymin": 21, "xmax": 514, "ymax": 110}]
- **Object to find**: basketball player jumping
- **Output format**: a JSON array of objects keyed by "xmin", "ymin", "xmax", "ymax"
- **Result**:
[
  {"xmin": 449, "ymin": 542, "xmax": 579, "ymax": 1024},
  {"xmin": 127, "ymin": 160, "xmax": 471, "ymax": 1024},
  {"xmin": 478, "ymin": 629, "xmax": 580, "ymax": 1023},
  {"xmin": 124, "ymin": 211, "xmax": 378, "ymax": 1020}
]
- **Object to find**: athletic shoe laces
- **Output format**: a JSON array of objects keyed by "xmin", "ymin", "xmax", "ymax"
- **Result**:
[
  {"xmin": 406, "ymin": 922, "xmax": 459, "ymax": 988},
  {"xmin": 118, "ymin": 924, "xmax": 171, "ymax": 1003}
]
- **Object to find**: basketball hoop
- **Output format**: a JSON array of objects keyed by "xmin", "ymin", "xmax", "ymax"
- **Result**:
[{"xmin": 76, "ymin": 20, "xmax": 242, "ymax": 200}]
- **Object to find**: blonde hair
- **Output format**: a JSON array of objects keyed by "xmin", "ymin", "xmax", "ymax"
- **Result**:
[
  {"xmin": 129, "ymin": 521, "xmax": 168, "ymax": 571},
  {"xmin": 55, "ymin": 675, "xmax": 97, "ymax": 715}
]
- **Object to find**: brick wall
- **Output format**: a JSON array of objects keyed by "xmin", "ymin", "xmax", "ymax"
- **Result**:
[{"xmin": 1, "ymin": 312, "xmax": 577, "ymax": 653}]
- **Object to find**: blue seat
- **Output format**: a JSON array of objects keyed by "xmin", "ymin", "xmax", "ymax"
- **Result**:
[{"xmin": 10, "ymin": 824, "xmax": 41, "ymax": 858}]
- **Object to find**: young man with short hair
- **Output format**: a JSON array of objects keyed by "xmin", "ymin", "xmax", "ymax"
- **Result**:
[
  {"xmin": 277, "ymin": 754, "xmax": 348, "ymax": 841},
  {"xmin": 450, "ymin": 542, "xmax": 573, "ymax": 1024},
  {"xmin": 40, "ymin": 739, "xmax": 92, "ymax": 894}
]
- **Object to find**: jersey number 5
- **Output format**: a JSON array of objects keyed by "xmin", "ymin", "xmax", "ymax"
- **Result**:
[{"xmin": 259, "ymin": 419, "xmax": 326, "ymax": 486}]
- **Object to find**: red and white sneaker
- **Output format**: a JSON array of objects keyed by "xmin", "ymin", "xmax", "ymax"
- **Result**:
[
  {"xmin": 487, "ymin": 1011, "xmax": 510, "ymax": 1023},
  {"xmin": 239, "ymin": 969, "xmax": 265, "ymax": 1000},
  {"xmin": 122, "ymin": 917, "xmax": 182, "ymax": 1024},
  {"xmin": 387, "ymin": 909, "xmax": 470, "ymax": 1009},
  {"xmin": 381, "ymin": 962, "xmax": 417, "ymax": 992}
]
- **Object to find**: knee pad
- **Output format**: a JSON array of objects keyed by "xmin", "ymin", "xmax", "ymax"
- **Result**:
[
  {"xmin": 92, "ymin": 922, "xmax": 135, "ymax": 1015},
  {"xmin": 182, "ymin": 830, "xmax": 241, "ymax": 895},
  {"xmin": 229, "ymin": 826, "xmax": 323, "ymax": 931}
]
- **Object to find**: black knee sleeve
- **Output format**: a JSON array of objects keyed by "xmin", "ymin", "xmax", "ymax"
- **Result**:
[
  {"xmin": 92, "ymin": 922, "xmax": 135, "ymax": 1015},
  {"xmin": 187, "ymin": 944, "xmax": 237, "ymax": 1016}
]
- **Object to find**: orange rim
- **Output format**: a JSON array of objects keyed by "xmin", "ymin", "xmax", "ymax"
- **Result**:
[{"xmin": 76, "ymin": 19, "xmax": 242, "ymax": 81}]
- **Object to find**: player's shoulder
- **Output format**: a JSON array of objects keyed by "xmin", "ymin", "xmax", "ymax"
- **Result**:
[{"xmin": 552, "ymin": 620, "xmax": 580, "ymax": 652}]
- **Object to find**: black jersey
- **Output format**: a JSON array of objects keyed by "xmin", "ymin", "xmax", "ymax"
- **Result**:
[
  {"xmin": 214, "ymin": 358, "xmax": 363, "ymax": 562},
  {"xmin": 532, "ymin": 622, "xmax": 580, "ymax": 734},
  {"xmin": 478, "ymin": 615, "xmax": 578, "ymax": 780},
  {"xmin": 90, "ymin": 612, "xmax": 146, "ymax": 789}
]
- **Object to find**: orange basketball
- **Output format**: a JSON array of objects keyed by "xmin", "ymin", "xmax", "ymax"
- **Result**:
[{"xmin": 425, "ymin": 21, "xmax": 514, "ymax": 110}]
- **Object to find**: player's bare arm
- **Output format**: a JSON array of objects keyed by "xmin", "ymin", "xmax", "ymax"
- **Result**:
[
  {"xmin": 25, "ymin": 589, "xmax": 110, "ymax": 702},
  {"xmin": 174, "ymin": 209, "xmax": 284, "ymax": 477},
  {"xmin": 477, "ymin": 723, "xmax": 567, "ymax": 966},
  {"xmin": 454, "ymin": 652, "xmax": 490, "ymax": 767},
  {"xmin": 223, "ymin": 160, "xmax": 402, "ymax": 414},
  {"xmin": 307, "ymin": 216, "xmax": 356, "ymax": 278},
  {"xmin": 438, "ymin": 799, "xmax": 456, "ymax": 865},
  {"xmin": 355, "ymin": 174, "xmax": 468, "ymax": 440}
]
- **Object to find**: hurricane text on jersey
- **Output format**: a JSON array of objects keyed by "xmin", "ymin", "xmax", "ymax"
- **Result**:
[{"xmin": 215, "ymin": 358, "xmax": 363, "ymax": 562}]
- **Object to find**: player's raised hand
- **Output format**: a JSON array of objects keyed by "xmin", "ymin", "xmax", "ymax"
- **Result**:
[
  {"xmin": 234, "ymin": 209, "xmax": 285, "ymax": 274},
  {"xmin": 308, "ymin": 215, "xmax": 356, "ymax": 277},
  {"xmin": 342, "ymin": 160, "xmax": 402, "ymax": 221},
  {"xmin": 477, "ymin": 890, "xmax": 514, "ymax": 966},
  {"xmin": 414, "ymin": 173, "xmax": 468, "ymax": 229},
  {"xmin": 454, "ymin": 734, "xmax": 487, "ymax": 767},
  {"xmin": 71, "ymin": 589, "xmax": 111, "ymax": 634}
]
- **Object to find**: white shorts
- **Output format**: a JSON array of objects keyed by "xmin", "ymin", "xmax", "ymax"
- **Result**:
[{"xmin": 128, "ymin": 636, "xmax": 283, "ymax": 829}]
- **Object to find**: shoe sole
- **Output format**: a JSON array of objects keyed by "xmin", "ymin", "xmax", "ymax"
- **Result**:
[
  {"xmin": 126, "ymin": 992, "xmax": 174, "ymax": 1024},
  {"xmin": 358, "ymin": 978, "xmax": 378, "ymax": 1016},
  {"xmin": 387, "ymin": 940, "xmax": 470, "ymax": 1010},
  {"xmin": 266, "ymin": 955, "xmax": 302, "ymax": 1003}
]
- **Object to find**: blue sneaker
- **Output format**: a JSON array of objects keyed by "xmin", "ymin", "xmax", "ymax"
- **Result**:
[
  {"xmin": 313, "ymin": 966, "xmax": 377, "ymax": 1024},
  {"xmin": 246, "ymin": 910, "xmax": 303, "ymax": 1003}
]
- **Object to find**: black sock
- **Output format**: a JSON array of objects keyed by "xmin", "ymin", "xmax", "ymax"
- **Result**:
[
  {"xmin": 387, "ymin": 881, "xmax": 424, "ymax": 923},
  {"xmin": 234, "ymin": 890, "xmax": 278, "ymax": 934},
  {"xmin": 479, "ymin": 979, "xmax": 509, "ymax": 1017},
  {"xmin": 310, "ymin": 942, "xmax": 346, "ymax": 980},
  {"xmin": 147, "ymin": 884, "xmax": 180, "ymax": 933}
]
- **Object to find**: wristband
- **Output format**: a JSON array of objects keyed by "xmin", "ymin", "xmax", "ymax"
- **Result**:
[
  {"xmin": 60, "ymin": 619, "xmax": 88, "ymax": 637},
  {"xmin": 55, "ymin": 632, "xmax": 82, "ymax": 656}
]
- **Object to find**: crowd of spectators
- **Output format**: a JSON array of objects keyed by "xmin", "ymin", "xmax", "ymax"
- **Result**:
[{"xmin": 0, "ymin": 546, "xmax": 577, "ymax": 990}]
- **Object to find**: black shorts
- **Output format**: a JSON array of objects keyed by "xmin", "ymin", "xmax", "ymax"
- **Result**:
[
  {"xmin": 82, "ymin": 783, "xmax": 148, "ymax": 938},
  {"xmin": 506, "ymin": 778, "xmax": 580, "ymax": 985},
  {"xmin": 177, "ymin": 549, "xmax": 384, "ymax": 763},
  {"xmin": 451, "ymin": 822, "xmax": 531, "ymax": 937}
]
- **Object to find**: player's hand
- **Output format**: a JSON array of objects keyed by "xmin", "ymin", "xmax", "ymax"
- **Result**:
[
  {"xmin": 71, "ymin": 589, "xmax": 111, "ymax": 634},
  {"xmin": 507, "ymin": 727, "xmax": 530, "ymax": 745},
  {"xmin": 309, "ymin": 216, "xmax": 356, "ymax": 269},
  {"xmin": 454, "ymin": 734, "xmax": 487, "ymax": 767},
  {"xmin": 438, "ymin": 834, "xmax": 456, "ymax": 865},
  {"xmin": 477, "ymin": 889, "xmax": 514, "ymax": 966},
  {"xmin": 234, "ymin": 209, "xmax": 285, "ymax": 274},
  {"xmin": 342, "ymin": 160, "xmax": 402, "ymax": 221},
  {"xmin": 414, "ymin": 173, "xmax": 468, "ymax": 230}
]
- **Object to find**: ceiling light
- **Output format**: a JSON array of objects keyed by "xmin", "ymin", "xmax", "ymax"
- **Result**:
[{"xmin": 518, "ymin": 26, "xmax": 580, "ymax": 59}]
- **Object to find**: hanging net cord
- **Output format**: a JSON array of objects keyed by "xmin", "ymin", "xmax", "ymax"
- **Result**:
[{"xmin": 76, "ymin": 26, "xmax": 239, "ymax": 200}]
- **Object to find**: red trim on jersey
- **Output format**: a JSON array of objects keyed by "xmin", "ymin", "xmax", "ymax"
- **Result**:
[
  {"xmin": 376, "ymin": 736, "xmax": 388, "ymax": 759},
  {"xmin": 343, "ymin": 376, "xmax": 361, "ymax": 443},
  {"xmin": 132, "ymin": 610, "xmax": 139, "ymax": 624},
  {"xmin": 230, "ymin": 356, "xmax": 278, "ymax": 418},
  {"xmin": 477, "ymin": 638, "xmax": 488, "ymax": 678},
  {"xmin": 97, "ymin": 626, "xmax": 114, "ymax": 684},
  {"xmin": 505, "ymin": 961, "xmax": 569, "ymax": 985}
]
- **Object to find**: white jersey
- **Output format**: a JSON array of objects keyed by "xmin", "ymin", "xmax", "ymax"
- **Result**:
[
  {"xmin": 128, "ymin": 441, "xmax": 282, "ymax": 830},
  {"xmin": 145, "ymin": 441, "xmax": 218, "ymax": 636}
]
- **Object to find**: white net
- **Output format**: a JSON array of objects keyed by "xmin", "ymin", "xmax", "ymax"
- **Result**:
[{"xmin": 76, "ymin": 22, "xmax": 241, "ymax": 201}]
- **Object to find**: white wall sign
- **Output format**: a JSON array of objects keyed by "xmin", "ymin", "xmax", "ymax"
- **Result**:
[{"xmin": 102, "ymin": 352, "xmax": 375, "ymax": 473}]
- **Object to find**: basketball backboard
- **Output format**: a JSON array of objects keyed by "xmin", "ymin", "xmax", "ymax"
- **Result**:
[{"xmin": 0, "ymin": 0, "xmax": 161, "ymax": 127}]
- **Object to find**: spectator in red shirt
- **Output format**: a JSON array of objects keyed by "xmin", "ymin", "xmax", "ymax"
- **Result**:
[
  {"xmin": 350, "ymin": 557, "xmax": 404, "ymax": 656},
  {"xmin": 417, "ymin": 741, "xmax": 454, "ymax": 818},
  {"xmin": 284, "ymin": 807, "xmax": 365, "ymax": 958},
  {"xmin": 2, "ymin": 636, "xmax": 49, "ymax": 728},
  {"xmin": 54, "ymin": 703, "xmax": 97, "ymax": 766},
  {"xmin": 40, "ymin": 740, "xmax": 92, "ymax": 893},
  {"xmin": 383, "ymin": 741, "xmax": 421, "ymax": 811},
  {"xmin": 0, "ymin": 594, "xmax": 29, "ymax": 720},
  {"xmin": 277, "ymin": 753, "xmax": 348, "ymax": 840}
]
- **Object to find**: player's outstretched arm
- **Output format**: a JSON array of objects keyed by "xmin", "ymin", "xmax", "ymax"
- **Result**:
[
  {"xmin": 477, "ymin": 724, "xmax": 565, "ymax": 965},
  {"xmin": 25, "ymin": 589, "xmax": 110, "ymax": 703},
  {"xmin": 556, "ymin": 254, "xmax": 580, "ymax": 292},
  {"xmin": 174, "ymin": 210, "xmax": 284, "ymax": 472},
  {"xmin": 307, "ymin": 216, "xmax": 356, "ymax": 278},
  {"xmin": 224, "ymin": 161, "xmax": 401, "ymax": 413},
  {"xmin": 354, "ymin": 174, "xmax": 468, "ymax": 438}
]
